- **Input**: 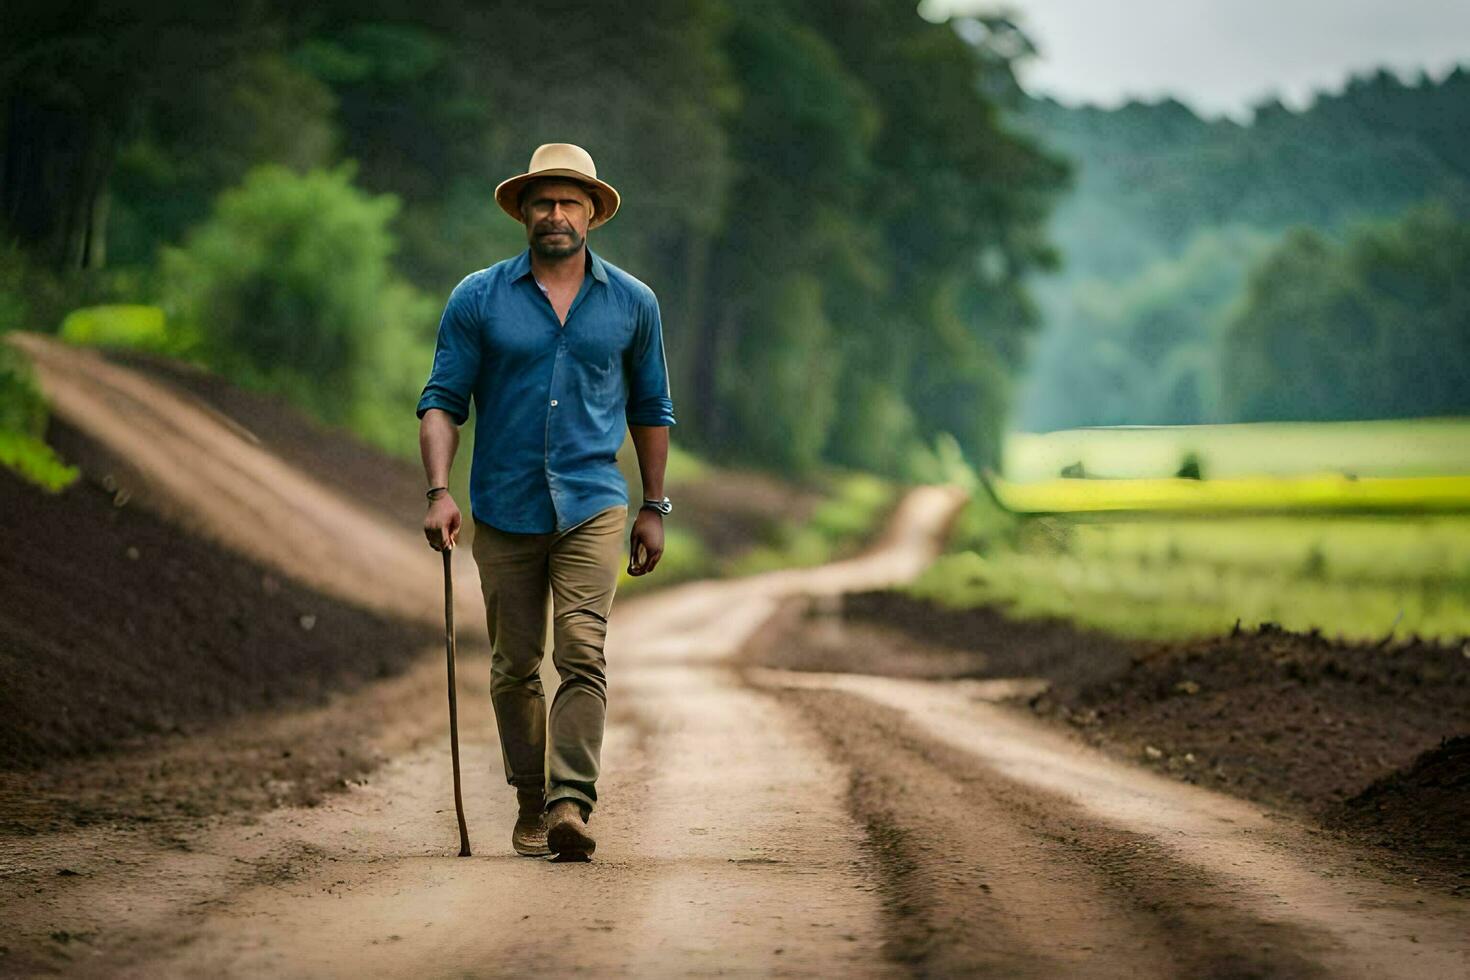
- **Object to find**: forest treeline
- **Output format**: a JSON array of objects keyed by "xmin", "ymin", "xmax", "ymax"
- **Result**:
[
  {"xmin": 1012, "ymin": 67, "xmax": 1470, "ymax": 430},
  {"xmin": 0, "ymin": 1, "xmax": 1070, "ymax": 474}
]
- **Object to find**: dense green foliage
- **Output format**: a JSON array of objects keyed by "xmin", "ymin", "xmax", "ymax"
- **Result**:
[
  {"xmin": 1221, "ymin": 202, "xmax": 1470, "ymax": 422},
  {"xmin": 1, "ymin": 2, "xmax": 1069, "ymax": 478},
  {"xmin": 0, "ymin": 344, "xmax": 78, "ymax": 490},
  {"xmin": 1032, "ymin": 224, "xmax": 1276, "ymax": 427},
  {"xmin": 1013, "ymin": 68, "xmax": 1470, "ymax": 430},
  {"xmin": 59, "ymin": 304, "xmax": 176, "ymax": 353},
  {"xmin": 8, "ymin": 6, "xmax": 1458, "ymax": 461},
  {"xmin": 158, "ymin": 162, "xmax": 437, "ymax": 456},
  {"xmin": 0, "ymin": 344, "xmax": 48, "ymax": 443}
]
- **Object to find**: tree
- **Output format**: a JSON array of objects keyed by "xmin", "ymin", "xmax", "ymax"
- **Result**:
[
  {"xmin": 160, "ymin": 161, "xmax": 435, "ymax": 446},
  {"xmin": 1221, "ymin": 201, "xmax": 1470, "ymax": 421},
  {"xmin": 0, "ymin": 1, "xmax": 287, "ymax": 270}
]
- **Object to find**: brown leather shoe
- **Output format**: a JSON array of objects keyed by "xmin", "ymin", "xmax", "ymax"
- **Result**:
[
  {"xmin": 545, "ymin": 799, "xmax": 595, "ymax": 861},
  {"xmin": 512, "ymin": 789, "xmax": 551, "ymax": 857}
]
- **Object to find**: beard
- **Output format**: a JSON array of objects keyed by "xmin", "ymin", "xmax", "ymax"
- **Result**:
[{"xmin": 531, "ymin": 224, "xmax": 584, "ymax": 258}]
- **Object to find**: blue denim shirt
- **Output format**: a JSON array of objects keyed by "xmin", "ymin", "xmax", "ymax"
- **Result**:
[{"xmin": 415, "ymin": 246, "xmax": 677, "ymax": 533}]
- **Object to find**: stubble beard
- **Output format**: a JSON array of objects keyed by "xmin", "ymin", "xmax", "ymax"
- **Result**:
[{"xmin": 531, "ymin": 226, "xmax": 584, "ymax": 258}]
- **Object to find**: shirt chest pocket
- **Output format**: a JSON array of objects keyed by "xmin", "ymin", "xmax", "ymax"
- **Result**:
[{"xmin": 568, "ymin": 318, "xmax": 634, "ymax": 379}]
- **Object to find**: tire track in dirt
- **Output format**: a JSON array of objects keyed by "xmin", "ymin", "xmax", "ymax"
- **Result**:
[
  {"xmin": 748, "ymin": 667, "xmax": 1470, "ymax": 979},
  {"xmin": 776, "ymin": 686, "xmax": 1333, "ymax": 977},
  {"xmin": 0, "ymin": 440, "xmax": 967, "ymax": 978}
]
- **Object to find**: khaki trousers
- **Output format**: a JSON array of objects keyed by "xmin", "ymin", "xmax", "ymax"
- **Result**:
[{"xmin": 471, "ymin": 503, "xmax": 626, "ymax": 816}]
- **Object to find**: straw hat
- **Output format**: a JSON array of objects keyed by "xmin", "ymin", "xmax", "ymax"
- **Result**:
[{"xmin": 494, "ymin": 143, "xmax": 621, "ymax": 229}]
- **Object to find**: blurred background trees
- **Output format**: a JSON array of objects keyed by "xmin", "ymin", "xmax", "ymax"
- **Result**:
[
  {"xmin": 1221, "ymin": 201, "xmax": 1470, "ymax": 423},
  {"xmin": 0, "ymin": 0, "xmax": 1068, "ymax": 475},
  {"xmin": 1011, "ymin": 67, "xmax": 1470, "ymax": 431},
  {"xmin": 2, "ymin": 2, "xmax": 1466, "ymax": 474}
]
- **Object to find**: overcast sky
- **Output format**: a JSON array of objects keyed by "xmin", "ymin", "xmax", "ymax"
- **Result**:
[{"xmin": 918, "ymin": 0, "xmax": 1470, "ymax": 122}]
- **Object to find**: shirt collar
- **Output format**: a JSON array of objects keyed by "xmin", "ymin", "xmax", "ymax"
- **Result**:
[{"xmin": 510, "ymin": 245, "xmax": 608, "ymax": 285}]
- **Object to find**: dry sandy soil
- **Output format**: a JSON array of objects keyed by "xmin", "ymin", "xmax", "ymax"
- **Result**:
[
  {"xmin": 2, "ymin": 332, "xmax": 1467, "ymax": 978},
  {"xmin": 753, "ymin": 590, "xmax": 1470, "ymax": 894}
]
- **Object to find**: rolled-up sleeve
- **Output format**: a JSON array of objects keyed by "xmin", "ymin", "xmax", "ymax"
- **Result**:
[
  {"xmin": 625, "ymin": 290, "xmax": 677, "ymax": 427},
  {"xmin": 415, "ymin": 276, "xmax": 481, "ymax": 426}
]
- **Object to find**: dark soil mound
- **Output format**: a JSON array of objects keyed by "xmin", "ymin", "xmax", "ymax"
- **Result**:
[
  {"xmin": 1032, "ymin": 621, "xmax": 1470, "ymax": 817},
  {"xmin": 1326, "ymin": 735, "xmax": 1470, "ymax": 872},
  {"xmin": 762, "ymin": 588, "xmax": 1141, "ymax": 695},
  {"xmin": 0, "ymin": 416, "xmax": 437, "ymax": 771}
]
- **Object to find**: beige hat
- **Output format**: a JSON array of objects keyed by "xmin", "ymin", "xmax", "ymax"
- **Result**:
[{"xmin": 494, "ymin": 143, "xmax": 621, "ymax": 229}]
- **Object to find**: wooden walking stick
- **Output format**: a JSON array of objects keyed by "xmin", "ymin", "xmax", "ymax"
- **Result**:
[{"xmin": 443, "ymin": 547, "xmax": 472, "ymax": 857}]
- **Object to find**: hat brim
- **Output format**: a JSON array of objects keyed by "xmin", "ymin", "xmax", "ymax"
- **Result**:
[{"xmin": 494, "ymin": 169, "xmax": 621, "ymax": 229}]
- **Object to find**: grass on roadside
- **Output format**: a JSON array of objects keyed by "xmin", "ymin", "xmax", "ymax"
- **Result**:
[
  {"xmin": 910, "ymin": 493, "xmax": 1470, "ymax": 643},
  {"xmin": 617, "ymin": 467, "xmax": 900, "ymax": 594},
  {"xmin": 0, "ymin": 341, "xmax": 78, "ymax": 492},
  {"xmin": 722, "ymin": 471, "xmax": 898, "ymax": 576}
]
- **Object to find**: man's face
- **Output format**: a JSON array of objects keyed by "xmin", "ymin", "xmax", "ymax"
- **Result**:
[{"xmin": 522, "ymin": 179, "xmax": 595, "ymax": 258}]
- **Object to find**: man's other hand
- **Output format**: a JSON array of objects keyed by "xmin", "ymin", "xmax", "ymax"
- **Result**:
[
  {"xmin": 425, "ymin": 494, "xmax": 462, "ymax": 551},
  {"xmin": 628, "ymin": 509, "xmax": 664, "ymax": 575}
]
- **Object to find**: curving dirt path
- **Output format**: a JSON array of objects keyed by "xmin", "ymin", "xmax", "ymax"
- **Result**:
[
  {"xmin": 3, "ymin": 334, "xmax": 1467, "ymax": 977},
  {"xmin": 5, "ymin": 332, "xmax": 472, "ymax": 628}
]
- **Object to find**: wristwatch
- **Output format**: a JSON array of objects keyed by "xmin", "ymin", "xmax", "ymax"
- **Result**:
[{"xmin": 640, "ymin": 496, "xmax": 672, "ymax": 516}]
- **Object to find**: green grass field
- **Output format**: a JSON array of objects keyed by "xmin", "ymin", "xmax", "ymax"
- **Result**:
[
  {"xmin": 911, "ymin": 419, "xmax": 1470, "ymax": 644},
  {"xmin": 1004, "ymin": 417, "xmax": 1470, "ymax": 481}
]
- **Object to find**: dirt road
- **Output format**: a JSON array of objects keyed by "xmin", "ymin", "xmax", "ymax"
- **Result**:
[
  {"xmin": 5, "ymin": 333, "xmax": 462, "ymax": 627},
  {"xmin": 4, "ymin": 334, "xmax": 1467, "ymax": 977}
]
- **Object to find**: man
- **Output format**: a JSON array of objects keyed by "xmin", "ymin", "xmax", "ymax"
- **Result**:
[{"xmin": 416, "ymin": 143, "xmax": 677, "ymax": 862}]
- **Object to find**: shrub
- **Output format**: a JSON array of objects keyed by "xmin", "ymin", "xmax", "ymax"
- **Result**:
[
  {"xmin": 0, "ymin": 344, "xmax": 78, "ymax": 491},
  {"xmin": 161, "ymin": 161, "xmax": 435, "ymax": 444},
  {"xmin": 59, "ymin": 304, "xmax": 191, "ymax": 354}
]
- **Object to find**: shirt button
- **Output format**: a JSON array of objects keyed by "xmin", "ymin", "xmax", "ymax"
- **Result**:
[{"xmin": 550, "ymin": 399, "xmax": 558, "ymax": 406}]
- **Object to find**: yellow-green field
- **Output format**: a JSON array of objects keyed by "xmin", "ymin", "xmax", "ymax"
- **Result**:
[
  {"xmin": 914, "ymin": 510, "xmax": 1470, "ymax": 642},
  {"xmin": 913, "ymin": 419, "xmax": 1470, "ymax": 643},
  {"xmin": 985, "ymin": 472, "xmax": 1470, "ymax": 515},
  {"xmin": 1004, "ymin": 417, "xmax": 1470, "ymax": 481}
]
